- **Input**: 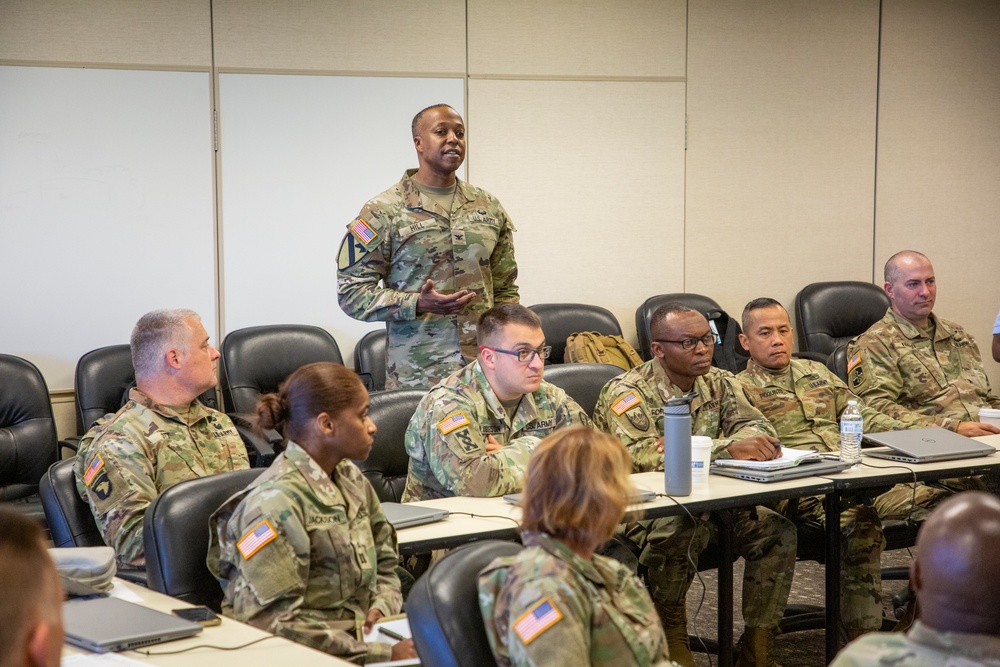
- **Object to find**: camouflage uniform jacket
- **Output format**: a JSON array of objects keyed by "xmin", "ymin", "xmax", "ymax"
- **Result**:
[
  {"xmin": 848, "ymin": 309, "xmax": 1000, "ymax": 430},
  {"xmin": 478, "ymin": 532, "xmax": 673, "ymax": 667},
  {"xmin": 74, "ymin": 388, "xmax": 248, "ymax": 569},
  {"xmin": 337, "ymin": 169, "xmax": 520, "ymax": 390},
  {"xmin": 738, "ymin": 358, "xmax": 913, "ymax": 452},
  {"xmin": 593, "ymin": 360, "xmax": 776, "ymax": 472},
  {"xmin": 829, "ymin": 621, "xmax": 1000, "ymax": 666},
  {"xmin": 402, "ymin": 360, "xmax": 591, "ymax": 501},
  {"xmin": 207, "ymin": 442, "xmax": 402, "ymax": 665}
]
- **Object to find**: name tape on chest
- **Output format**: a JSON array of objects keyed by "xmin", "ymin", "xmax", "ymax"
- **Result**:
[
  {"xmin": 437, "ymin": 412, "xmax": 470, "ymax": 434},
  {"xmin": 237, "ymin": 519, "xmax": 278, "ymax": 560},
  {"xmin": 513, "ymin": 598, "xmax": 563, "ymax": 645},
  {"xmin": 612, "ymin": 392, "xmax": 641, "ymax": 416}
]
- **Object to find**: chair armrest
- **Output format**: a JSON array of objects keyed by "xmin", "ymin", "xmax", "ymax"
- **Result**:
[
  {"xmin": 118, "ymin": 568, "xmax": 149, "ymax": 587},
  {"xmin": 228, "ymin": 413, "xmax": 280, "ymax": 468},
  {"xmin": 59, "ymin": 437, "xmax": 80, "ymax": 454}
]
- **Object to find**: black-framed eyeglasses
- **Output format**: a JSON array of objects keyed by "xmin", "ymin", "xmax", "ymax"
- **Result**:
[
  {"xmin": 653, "ymin": 334, "xmax": 715, "ymax": 351},
  {"xmin": 478, "ymin": 345, "xmax": 552, "ymax": 363}
]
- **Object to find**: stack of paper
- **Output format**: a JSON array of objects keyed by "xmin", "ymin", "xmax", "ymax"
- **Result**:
[{"xmin": 712, "ymin": 447, "xmax": 819, "ymax": 471}]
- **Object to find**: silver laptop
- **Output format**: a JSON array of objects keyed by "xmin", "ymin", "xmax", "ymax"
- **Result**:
[
  {"xmin": 502, "ymin": 489, "xmax": 658, "ymax": 505},
  {"xmin": 381, "ymin": 502, "xmax": 449, "ymax": 529},
  {"xmin": 863, "ymin": 427, "xmax": 997, "ymax": 463},
  {"xmin": 63, "ymin": 597, "xmax": 202, "ymax": 653},
  {"xmin": 711, "ymin": 459, "xmax": 852, "ymax": 483}
]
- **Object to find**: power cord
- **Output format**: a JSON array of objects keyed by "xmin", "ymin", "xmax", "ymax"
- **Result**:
[{"xmin": 134, "ymin": 635, "xmax": 280, "ymax": 655}]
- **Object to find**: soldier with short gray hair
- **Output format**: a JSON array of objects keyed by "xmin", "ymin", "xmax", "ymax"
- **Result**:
[
  {"xmin": 74, "ymin": 309, "xmax": 248, "ymax": 569},
  {"xmin": 337, "ymin": 104, "xmax": 519, "ymax": 390}
]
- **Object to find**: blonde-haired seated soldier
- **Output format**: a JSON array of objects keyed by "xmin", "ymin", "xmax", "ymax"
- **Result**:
[
  {"xmin": 478, "ymin": 427, "xmax": 673, "ymax": 667},
  {"xmin": 0, "ymin": 508, "xmax": 64, "ymax": 667}
]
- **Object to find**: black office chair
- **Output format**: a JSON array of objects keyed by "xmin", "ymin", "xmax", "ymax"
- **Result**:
[
  {"xmin": 826, "ymin": 342, "xmax": 851, "ymax": 383},
  {"xmin": 354, "ymin": 329, "xmax": 387, "ymax": 392},
  {"xmin": 220, "ymin": 324, "xmax": 344, "ymax": 414},
  {"xmin": 0, "ymin": 354, "xmax": 60, "ymax": 526},
  {"xmin": 542, "ymin": 363, "xmax": 623, "ymax": 418},
  {"xmin": 144, "ymin": 467, "xmax": 264, "ymax": 610},
  {"xmin": 353, "ymin": 389, "xmax": 425, "ymax": 504},
  {"xmin": 407, "ymin": 540, "xmax": 523, "ymax": 667},
  {"xmin": 794, "ymin": 281, "xmax": 890, "ymax": 363},
  {"xmin": 40, "ymin": 458, "xmax": 104, "ymax": 548},
  {"xmin": 634, "ymin": 293, "xmax": 749, "ymax": 373},
  {"xmin": 528, "ymin": 303, "xmax": 623, "ymax": 365}
]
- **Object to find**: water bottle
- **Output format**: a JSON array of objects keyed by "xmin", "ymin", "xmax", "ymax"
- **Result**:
[
  {"xmin": 839, "ymin": 400, "xmax": 863, "ymax": 465},
  {"xmin": 663, "ymin": 393, "xmax": 696, "ymax": 496}
]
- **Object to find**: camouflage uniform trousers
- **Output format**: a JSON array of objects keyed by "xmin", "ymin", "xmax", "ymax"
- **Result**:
[
  {"xmin": 623, "ymin": 506, "xmax": 796, "ymax": 628},
  {"xmin": 873, "ymin": 477, "xmax": 987, "ymax": 523},
  {"xmin": 774, "ymin": 495, "xmax": 884, "ymax": 632}
]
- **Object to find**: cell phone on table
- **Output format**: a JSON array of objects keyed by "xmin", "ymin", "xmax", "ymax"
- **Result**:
[{"xmin": 172, "ymin": 606, "xmax": 222, "ymax": 626}]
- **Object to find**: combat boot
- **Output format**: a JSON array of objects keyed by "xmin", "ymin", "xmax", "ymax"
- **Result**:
[
  {"xmin": 734, "ymin": 626, "xmax": 781, "ymax": 667},
  {"xmin": 656, "ymin": 604, "xmax": 694, "ymax": 667}
]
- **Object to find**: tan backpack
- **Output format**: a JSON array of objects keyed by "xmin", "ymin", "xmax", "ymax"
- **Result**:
[{"xmin": 564, "ymin": 332, "xmax": 642, "ymax": 371}]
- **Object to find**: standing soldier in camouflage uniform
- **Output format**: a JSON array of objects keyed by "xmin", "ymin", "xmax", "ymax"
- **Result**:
[
  {"xmin": 337, "ymin": 104, "xmax": 519, "ymax": 390},
  {"xmin": 209, "ymin": 363, "xmax": 415, "ymax": 665},
  {"xmin": 736, "ymin": 298, "xmax": 916, "ymax": 638},
  {"xmin": 848, "ymin": 250, "xmax": 1000, "ymax": 520},
  {"xmin": 594, "ymin": 303, "xmax": 795, "ymax": 667},
  {"xmin": 403, "ymin": 304, "xmax": 590, "ymax": 501},
  {"xmin": 74, "ymin": 309, "xmax": 248, "ymax": 569},
  {"xmin": 479, "ymin": 427, "xmax": 674, "ymax": 667},
  {"xmin": 831, "ymin": 491, "xmax": 1000, "ymax": 667}
]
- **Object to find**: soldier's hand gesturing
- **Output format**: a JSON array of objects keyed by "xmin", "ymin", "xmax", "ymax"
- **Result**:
[{"xmin": 415, "ymin": 279, "xmax": 476, "ymax": 315}]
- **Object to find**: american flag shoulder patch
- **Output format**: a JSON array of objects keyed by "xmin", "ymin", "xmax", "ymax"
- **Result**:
[
  {"xmin": 612, "ymin": 392, "xmax": 641, "ymax": 415},
  {"xmin": 437, "ymin": 412, "xmax": 470, "ymax": 435},
  {"xmin": 84, "ymin": 455, "xmax": 105, "ymax": 486},
  {"xmin": 350, "ymin": 218, "xmax": 378, "ymax": 244},
  {"xmin": 237, "ymin": 519, "xmax": 278, "ymax": 560},
  {"xmin": 513, "ymin": 598, "xmax": 562, "ymax": 645},
  {"xmin": 847, "ymin": 352, "xmax": 862, "ymax": 373}
]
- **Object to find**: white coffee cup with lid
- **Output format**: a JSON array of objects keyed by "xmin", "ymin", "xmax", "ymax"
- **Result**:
[{"xmin": 978, "ymin": 407, "xmax": 1000, "ymax": 429}]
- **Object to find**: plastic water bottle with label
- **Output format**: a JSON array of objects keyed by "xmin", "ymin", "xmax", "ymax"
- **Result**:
[{"xmin": 839, "ymin": 400, "xmax": 863, "ymax": 465}]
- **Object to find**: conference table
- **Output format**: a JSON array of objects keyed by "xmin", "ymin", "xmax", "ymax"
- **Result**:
[
  {"xmin": 395, "ymin": 433, "xmax": 1000, "ymax": 667},
  {"xmin": 63, "ymin": 580, "xmax": 354, "ymax": 666}
]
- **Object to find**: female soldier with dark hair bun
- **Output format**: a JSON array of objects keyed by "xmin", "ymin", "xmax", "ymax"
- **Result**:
[{"xmin": 208, "ymin": 362, "xmax": 416, "ymax": 664}]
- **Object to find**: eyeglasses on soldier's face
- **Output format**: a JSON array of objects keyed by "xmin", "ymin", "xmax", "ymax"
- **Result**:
[
  {"xmin": 478, "ymin": 345, "xmax": 552, "ymax": 363},
  {"xmin": 653, "ymin": 334, "xmax": 716, "ymax": 351}
]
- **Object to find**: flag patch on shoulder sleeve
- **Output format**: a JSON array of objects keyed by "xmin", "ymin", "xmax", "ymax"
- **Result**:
[
  {"xmin": 612, "ymin": 392, "xmax": 641, "ymax": 415},
  {"xmin": 350, "ymin": 218, "xmax": 378, "ymax": 244},
  {"xmin": 437, "ymin": 412, "xmax": 470, "ymax": 434},
  {"xmin": 84, "ymin": 455, "xmax": 104, "ymax": 486},
  {"xmin": 513, "ymin": 598, "xmax": 562, "ymax": 645},
  {"xmin": 237, "ymin": 520, "xmax": 277, "ymax": 560},
  {"xmin": 847, "ymin": 352, "xmax": 862, "ymax": 373}
]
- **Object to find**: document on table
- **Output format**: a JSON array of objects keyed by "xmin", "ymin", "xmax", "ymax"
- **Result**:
[
  {"xmin": 363, "ymin": 617, "xmax": 419, "ymax": 666},
  {"xmin": 712, "ymin": 447, "xmax": 819, "ymax": 470}
]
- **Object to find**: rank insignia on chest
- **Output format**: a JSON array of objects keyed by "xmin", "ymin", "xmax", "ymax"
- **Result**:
[
  {"xmin": 437, "ymin": 412, "xmax": 470, "ymax": 434},
  {"xmin": 237, "ymin": 520, "xmax": 278, "ymax": 560},
  {"xmin": 513, "ymin": 598, "xmax": 563, "ymax": 645},
  {"xmin": 612, "ymin": 392, "xmax": 641, "ymax": 415}
]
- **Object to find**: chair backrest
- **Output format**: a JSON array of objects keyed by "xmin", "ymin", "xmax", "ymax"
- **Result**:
[
  {"xmin": 74, "ymin": 345, "xmax": 135, "ymax": 435},
  {"xmin": 542, "ymin": 363, "xmax": 624, "ymax": 418},
  {"xmin": 40, "ymin": 458, "xmax": 105, "ymax": 548},
  {"xmin": 220, "ymin": 325, "xmax": 344, "ymax": 414},
  {"xmin": 0, "ymin": 354, "xmax": 58, "ymax": 502},
  {"xmin": 528, "ymin": 303, "xmax": 622, "ymax": 364},
  {"xmin": 794, "ymin": 281, "xmax": 890, "ymax": 359},
  {"xmin": 634, "ymin": 293, "xmax": 722, "ymax": 361},
  {"xmin": 354, "ymin": 329, "xmax": 387, "ymax": 392},
  {"xmin": 406, "ymin": 540, "xmax": 523, "ymax": 667},
  {"xmin": 144, "ymin": 467, "xmax": 264, "ymax": 610},
  {"xmin": 353, "ymin": 389, "xmax": 425, "ymax": 503},
  {"xmin": 826, "ymin": 341, "xmax": 851, "ymax": 384}
]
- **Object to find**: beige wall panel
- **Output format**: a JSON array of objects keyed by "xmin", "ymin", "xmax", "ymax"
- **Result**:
[
  {"xmin": 0, "ymin": 0, "xmax": 210, "ymax": 67},
  {"xmin": 467, "ymin": 79, "xmax": 686, "ymax": 346},
  {"xmin": 685, "ymin": 1, "xmax": 880, "ymax": 321},
  {"xmin": 213, "ymin": 0, "xmax": 465, "ymax": 73},
  {"xmin": 876, "ymin": 0, "xmax": 1000, "ymax": 391},
  {"xmin": 468, "ymin": 0, "xmax": 685, "ymax": 78}
]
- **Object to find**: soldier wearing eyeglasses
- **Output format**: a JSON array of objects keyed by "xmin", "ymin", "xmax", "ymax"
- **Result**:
[
  {"xmin": 594, "ymin": 302, "xmax": 795, "ymax": 667},
  {"xmin": 402, "ymin": 303, "xmax": 591, "ymax": 501}
]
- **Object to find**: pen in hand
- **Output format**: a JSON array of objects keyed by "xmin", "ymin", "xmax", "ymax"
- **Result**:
[{"xmin": 378, "ymin": 626, "xmax": 406, "ymax": 641}]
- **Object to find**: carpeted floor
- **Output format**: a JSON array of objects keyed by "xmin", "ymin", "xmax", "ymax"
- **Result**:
[{"xmin": 685, "ymin": 547, "xmax": 915, "ymax": 666}]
